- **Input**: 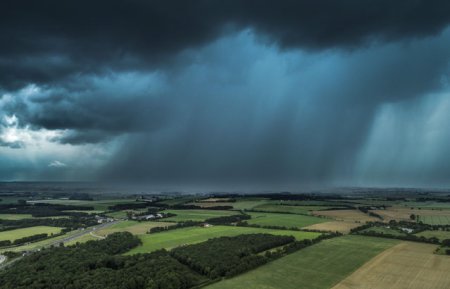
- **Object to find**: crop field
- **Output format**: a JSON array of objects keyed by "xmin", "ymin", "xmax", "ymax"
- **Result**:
[
  {"xmin": 95, "ymin": 220, "xmax": 173, "ymax": 236},
  {"xmin": 205, "ymin": 235, "xmax": 399, "ymax": 289},
  {"xmin": 251, "ymin": 204, "xmax": 332, "ymax": 214},
  {"xmin": 414, "ymin": 230, "xmax": 450, "ymax": 240},
  {"xmin": 417, "ymin": 215, "xmax": 450, "ymax": 225},
  {"xmin": 332, "ymin": 242, "xmax": 450, "ymax": 289},
  {"xmin": 246, "ymin": 212, "xmax": 327, "ymax": 228},
  {"xmin": 105, "ymin": 209, "xmax": 148, "ymax": 219},
  {"xmin": 313, "ymin": 209, "xmax": 378, "ymax": 223},
  {"xmin": 398, "ymin": 201, "xmax": 450, "ymax": 210},
  {"xmin": 304, "ymin": 221, "xmax": 361, "ymax": 233},
  {"xmin": 125, "ymin": 225, "xmax": 321, "ymax": 255},
  {"xmin": 0, "ymin": 226, "xmax": 62, "ymax": 242},
  {"xmin": 231, "ymin": 199, "xmax": 270, "ymax": 210},
  {"xmin": 161, "ymin": 209, "xmax": 239, "ymax": 222},
  {"xmin": 0, "ymin": 214, "xmax": 33, "ymax": 220},
  {"xmin": 187, "ymin": 202, "xmax": 236, "ymax": 208},
  {"xmin": 370, "ymin": 207, "xmax": 450, "ymax": 223}
]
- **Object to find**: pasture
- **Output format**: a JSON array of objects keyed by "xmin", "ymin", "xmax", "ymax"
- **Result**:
[
  {"xmin": 125, "ymin": 225, "xmax": 321, "ymax": 255},
  {"xmin": 415, "ymin": 230, "xmax": 450, "ymax": 240},
  {"xmin": 95, "ymin": 220, "xmax": 172, "ymax": 236},
  {"xmin": 205, "ymin": 235, "xmax": 398, "ymax": 289},
  {"xmin": 161, "ymin": 209, "xmax": 238, "ymax": 222},
  {"xmin": 313, "ymin": 209, "xmax": 378, "ymax": 223},
  {"xmin": 304, "ymin": 221, "xmax": 361, "ymax": 233},
  {"xmin": 417, "ymin": 215, "xmax": 450, "ymax": 225},
  {"xmin": 332, "ymin": 242, "xmax": 450, "ymax": 289},
  {"xmin": 0, "ymin": 226, "xmax": 62, "ymax": 242},
  {"xmin": 246, "ymin": 212, "xmax": 327, "ymax": 228}
]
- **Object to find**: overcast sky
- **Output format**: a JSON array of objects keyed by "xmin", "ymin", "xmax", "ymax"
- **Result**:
[{"xmin": 1, "ymin": 1, "xmax": 450, "ymax": 188}]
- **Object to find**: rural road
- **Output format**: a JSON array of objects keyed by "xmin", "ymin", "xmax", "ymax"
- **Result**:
[{"xmin": 0, "ymin": 220, "xmax": 118, "ymax": 269}]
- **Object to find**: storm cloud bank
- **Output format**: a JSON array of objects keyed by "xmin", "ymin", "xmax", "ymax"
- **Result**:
[{"xmin": 1, "ymin": 1, "xmax": 450, "ymax": 187}]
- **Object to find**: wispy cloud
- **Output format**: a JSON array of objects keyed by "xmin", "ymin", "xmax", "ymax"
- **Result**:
[{"xmin": 48, "ymin": 160, "xmax": 67, "ymax": 168}]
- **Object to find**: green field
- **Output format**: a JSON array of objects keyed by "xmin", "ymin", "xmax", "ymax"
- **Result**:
[
  {"xmin": 361, "ymin": 226, "xmax": 407, "ymax": 236},
  {"xmin": 415, "ymin": 230, "xmax": 450, "ymax": 240},
  {"xmin": 125, "ymin": 225, "xmax": 321, "ymax": 255},
  {"xmin": 417, "ymin": 215, "xmax": 450, "ymax": 225},
  {"xmin": 231, "ymin": 199, "xmax": 270, "ymax": 210},
  {"xmin": 161, "ymin": 209, "xmax": 238, "ymax": 222},
  {"xmin": 0, "ymin": 226, "xmax": 63, "ymax": 242},
  {"xmin": 246, "ymin": 212, "xmax": 327, "ymax": 228},
  {"xmin": 27, "ymin": 198, "xmax": 136, "ymax": 211},
  {"xmin": 0, "ymin": 214, "xmax": 33, "ymax": 220},
  {"xmin": 252, "ymin": 204, "xmax": 331, "ymax": 215},
  {"xmin": 205, "ymin": 235, "xmax": 399, "ymax": 289}
]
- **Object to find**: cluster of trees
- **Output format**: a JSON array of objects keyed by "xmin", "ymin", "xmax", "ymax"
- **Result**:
[
  {"xmin": 265, "ymin": 232, "xmax": 341, "ymax": 259},
  {"xmin": 108, "ymin": 202, "xmax": 150, "ymax": 211},
  {"xmin": 351, "ymin": 221, "xmax": 450, "ymax": 245},
  {"xmin": 171, "ymin": 234, "xmax": 295, "ymax": 279},
  {"xmin": 237, "ymin": 221, "xmax": 302, "ymax": 231},
  {"xmin": 0, "ymin": 232, "xmax": 206, "ymax": 289},
  {"xmin": 148, "ymin": 221, "xmax": 201, "ymax": 233},
  {"xmin": 13, "ymin": 233, "xmax": 48, "ymax": 246},
  {"xmin": 170, "ymin": 204, "xmax": 234, "ymax": 210},
  {"xmin": 0, "ymin": 216, "xmax": 98, "ymax": 232},
  {"xmin": 204, "ymin": 214, "xmax": 251, "ymax": 225},
  {"xmin": 68, "ymin": 193, "xmax": 93, "ymax": 201},
  {"xmin": 0, "ymin": 203, "xmax": 94, "ymax": 217}
]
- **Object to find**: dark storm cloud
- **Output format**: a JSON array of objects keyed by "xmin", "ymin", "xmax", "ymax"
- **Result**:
[
  {"xmin": 2, "ymin": 0, "xmax": 450, "ymax": 186},
  {"xmin": 1, "ymin": 0, "xmax": 450, "ymax": 88}
]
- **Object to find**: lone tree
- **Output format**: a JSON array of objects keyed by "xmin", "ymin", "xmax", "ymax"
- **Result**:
[{"xmin": 410, "ymin": 214, "xmax": 416, "ymax": 221}]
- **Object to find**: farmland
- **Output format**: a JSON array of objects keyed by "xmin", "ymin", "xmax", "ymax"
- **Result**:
[
  {"xmin": 125, "ymin": 225, "xmax": 321, "ymax": 255},
  {"xmin": 304, "ymin": 221, "xmax": 361, "ymax": 233},
  {"xmin": 251, "ymin": 203, "xmax": 331, "ymax": 214},
  {"xmin": 0, "ymin": 226, "xmax": 62, "ymax": 242},
  {"xmin": 27, "ymin": 198, "xmax": 136, "ymax": 211},
  {"xmin": 332, "ymin": 242, "xmax": 450, "ymax": 289},
  {"xmin": 161, "ymin": 209, "xmax": 239, "ymax": 222},
  {"xmin": 205, "ymin": 236, "xmax": 399, "ymax": 289},
  {"xmin": 95, "ymin": 220, "xmax": 172, "ymax": 236},
  {"xmin": 417, "ymin": 215, "xmax": 450, "ymax": 225},
  {"xmin": 312, "ymin": 209, "xmax": 378, "ymax": 223},
  {"xmin": 246, "ymin": 212, "xmax": 328, "ymax": 228},
  {"xmin": 414, "ymin": 230, "xmax": 450, "ymax": 240}
]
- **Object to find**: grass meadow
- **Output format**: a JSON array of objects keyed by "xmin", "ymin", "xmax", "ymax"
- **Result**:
[
  {"xmin": 246, "ymin": 212, "xmax": 327, "ymax": 228},
  {"xmin": 205, "ymin": 235, "xmax": 399, "ymax": 289}
]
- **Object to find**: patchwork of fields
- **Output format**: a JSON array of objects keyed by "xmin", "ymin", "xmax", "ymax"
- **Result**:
[
  {"xmin": 313, "ymin": 209, "xmax": 378, "ymax": 223},
  {"xmin": 246, "ymin": 212, "xmax": 327, "ymax": 228},
  {"xmin": 125, "ymin": 225, "xmax": 321, "ymax": 255},
  {"xmin": 205, "ymin": 235, "xmax": 399, "ymax": 289},
  {"xmin": 332, "ymin": 242, "xmax": 450, "ymax": 289},
  {"xmin": 95, "ymin": 220, "xmax": 172, "ymax": 236}
]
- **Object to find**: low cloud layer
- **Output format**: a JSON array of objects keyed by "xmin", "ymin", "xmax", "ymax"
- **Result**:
[{"xmin": 1, "ymin": 1, "xmax": 450, "ymax": 187}]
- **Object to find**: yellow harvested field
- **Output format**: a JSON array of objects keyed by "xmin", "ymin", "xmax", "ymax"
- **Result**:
[
  {"xmin": 312, "ymin": 210, "xmax": 378, "ymax": 223},
  {"xmin": 304, "ymin": 221, "xmax": 361, "ymax": 233},
  {"xmin": 371, "ymin": 207, "xmax": 450, "ymax": 222},
  {"xmin": 332, "ymin": 242, "xmax": 450, "ymax": 289}
]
